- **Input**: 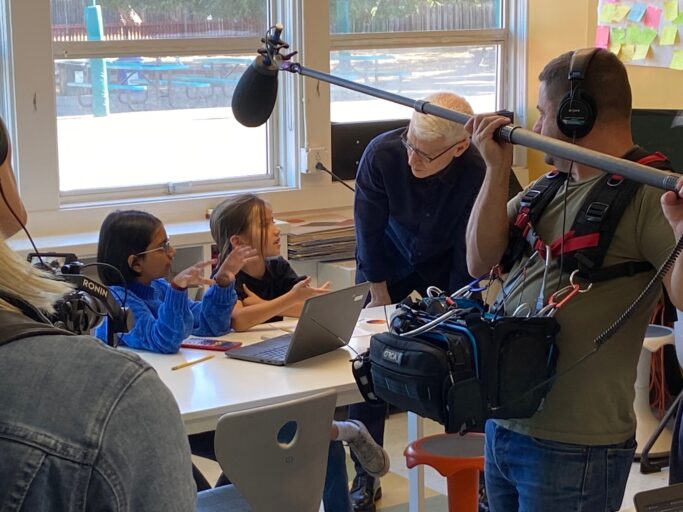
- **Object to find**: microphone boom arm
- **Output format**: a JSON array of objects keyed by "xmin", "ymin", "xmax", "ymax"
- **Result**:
[{"xmin": 279, "ymin": 61, "xmax": 680, "ymax": 192}]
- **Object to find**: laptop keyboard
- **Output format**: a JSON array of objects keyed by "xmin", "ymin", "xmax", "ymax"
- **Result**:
[{"xmin": 257, "ymin": 345, "xmax": 289, "ymax": 360}]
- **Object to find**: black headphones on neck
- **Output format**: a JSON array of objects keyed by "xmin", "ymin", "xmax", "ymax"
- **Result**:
[{"xmin": 556, "ymin": 48, "xmax": 599, "ymax": 139}]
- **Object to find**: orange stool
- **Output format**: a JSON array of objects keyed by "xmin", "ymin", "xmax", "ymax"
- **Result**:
[{"xmin": 404, "ymin": 433, "xmax": 484, "ymax": 512}]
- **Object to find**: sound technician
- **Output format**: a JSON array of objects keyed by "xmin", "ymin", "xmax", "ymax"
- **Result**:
[
  {"xmin": 0, "ymin": 119, "xmax": 196, "ymax": 510},
  {"xmin": 466, "ymin": 48, "xmax": 683, "ymax": 512}
]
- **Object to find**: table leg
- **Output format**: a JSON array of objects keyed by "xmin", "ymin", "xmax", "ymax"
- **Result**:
[{"xmin": 407, "ymin": 412, "xmax": 425, "ymax": 512}]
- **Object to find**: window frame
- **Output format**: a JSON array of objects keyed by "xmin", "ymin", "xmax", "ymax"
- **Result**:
[
  {"xmin": 2, "ymin": 0, "xmax": 525, "ymax": 240},
  {"xmin": 328, "ymin": 0, "xmax": 528, "ymax": 165}
]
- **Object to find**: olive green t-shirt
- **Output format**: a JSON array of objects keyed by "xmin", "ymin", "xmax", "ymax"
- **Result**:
[{"xmin": 496, "ymin": 171, "xmax": 675, "ymax": 445}]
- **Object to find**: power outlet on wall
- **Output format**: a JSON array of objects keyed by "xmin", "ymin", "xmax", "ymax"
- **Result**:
[{"xmin": 300, "ymin": 146, "xmax": 329, "ymax": 173}]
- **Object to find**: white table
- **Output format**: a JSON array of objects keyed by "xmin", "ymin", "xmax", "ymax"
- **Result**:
[{"xmin": 136, "ymin": 306, "xmax": 428, "ymax": 512}]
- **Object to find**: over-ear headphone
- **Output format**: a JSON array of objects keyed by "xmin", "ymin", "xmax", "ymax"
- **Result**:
[{"xmin": 556, "ymin": 48, "xmax": 599, "ymax": 139}]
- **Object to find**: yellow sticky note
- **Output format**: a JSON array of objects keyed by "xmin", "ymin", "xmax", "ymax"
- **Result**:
[
  {"xmin": 633, "ymin": 44, "xmax": 649, "ymax": 60},
  {"xmin": 670, "ymin": 50, "xmax": 683, "ymax": 70},
  {"xmin": 620, "ymin": 44, "xmax": 635, "ymax": 62},
  {"xmin": 660, "ymin": 25, "xmax": 679, "ymax": 45},
  {"xmin": 600, "ymin": 3, "xmax": 617, "ymax": 23},
  {"xmin": 664, "ymin": 0, "xmax": 679, "ymax": 22},
  {"xmin": 614, "ymin": 4, "xmax": 631, "ymax": 21},
  {"xmin": 609, "ymin": 42, "xmax": 622, "ymax": 55}
]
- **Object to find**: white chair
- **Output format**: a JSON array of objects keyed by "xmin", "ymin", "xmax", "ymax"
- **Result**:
[
  {"xmin": 639, "ymin": 324, "xmax": 678, "ymax": 472},
  {"xmin": 197, "ymin": 389, "xmax": 337, "ymax": 512}
]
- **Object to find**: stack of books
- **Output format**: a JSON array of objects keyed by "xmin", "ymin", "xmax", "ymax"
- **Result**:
[{"xmin": 282, "ymin": 214, "xmax": 356, "ymax": 262}]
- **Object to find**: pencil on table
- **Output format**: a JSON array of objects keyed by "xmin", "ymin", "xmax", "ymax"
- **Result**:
[{"xmin": 172, "ymin": 354, "xmax": 214, "ymax": 371}]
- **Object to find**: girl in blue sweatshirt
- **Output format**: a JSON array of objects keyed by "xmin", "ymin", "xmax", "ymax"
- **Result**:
[{"xmin": 95, "ymin": 210, "xmax": 257, "ymax": 352}]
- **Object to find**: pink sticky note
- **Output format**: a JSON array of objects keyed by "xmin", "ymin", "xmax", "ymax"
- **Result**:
[
  {"xmin": 595, "ymin": 25, "xmax": 610, "ymax": 48},
  {"xmin": 644, "ymin": 5, "xmax": 662, "ymax": 28}
]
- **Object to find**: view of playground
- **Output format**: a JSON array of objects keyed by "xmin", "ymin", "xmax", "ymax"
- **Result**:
[{"xmin": 51, "ymin": 0, "xmax": 500, "ymax": 193}]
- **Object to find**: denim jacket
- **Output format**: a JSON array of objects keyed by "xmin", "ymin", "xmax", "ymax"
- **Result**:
[{"xmin": 0, "ymin": 328, "xmax": 196, "ymax": 511}]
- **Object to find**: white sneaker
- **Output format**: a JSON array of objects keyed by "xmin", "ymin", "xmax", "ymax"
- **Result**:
[{"xmin": 345, "ymin": 420, "xmax": 390, "ymax": 478}]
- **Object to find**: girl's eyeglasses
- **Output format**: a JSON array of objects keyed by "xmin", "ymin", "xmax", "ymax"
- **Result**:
[
  {"xmin": 400, "ymin": 128, "xmax": 466, "ymax": 163},
  {"xmin": 135, "ymin": 239, "xmax": 172, "ymax": 256}
]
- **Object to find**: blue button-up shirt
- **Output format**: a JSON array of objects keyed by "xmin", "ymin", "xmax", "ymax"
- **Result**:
[{"xmin": 354, "ymin": 128, "xmax": 487, "ymax": 293}]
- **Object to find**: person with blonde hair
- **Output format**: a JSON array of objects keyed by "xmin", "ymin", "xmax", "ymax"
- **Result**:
[
  {"xmin": 349, "ymin": 91, "xmax": 520, "ymax": 511},
  {"xmin": 0, "ymin": 118, "xmax": 196, "ymax": 510}
]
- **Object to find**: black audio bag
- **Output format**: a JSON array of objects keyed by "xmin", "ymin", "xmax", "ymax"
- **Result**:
[{"xmin": 365, "ymin": 304, "xmax": 560, "ymax": 433}]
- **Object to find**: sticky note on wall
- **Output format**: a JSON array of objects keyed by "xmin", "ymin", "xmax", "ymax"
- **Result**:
[
  {"xmin": 644, "ymin": 5, "xmax": 662, "ymax": 28},
  {"xmin": 600, "ymin": 3, "xmax": 617, "ymax": 22},
  {"xmin": 660, "ymin": 25, "xmax": 679, "ymax": 45},
  {"xmin": 671, "ymin": 50, "xmax": 683, "ymax": 70},
  {"xmin": 595, "ymin": 25, "xmax": 610, "ymax": 48},
  {"xmin": 614, "ymin": 4, "xmax": 631, "ymax": 21},
  {"xmin": 664, "ymin": 0, "xmax": 679, "ymax": 22},
  {"xmin": 633, "ymin": 44, "xmax": 650, "ymax": 60},
  {"xmin": 628, "ymin": 3, "xmax": 647, "ymax": 22}
]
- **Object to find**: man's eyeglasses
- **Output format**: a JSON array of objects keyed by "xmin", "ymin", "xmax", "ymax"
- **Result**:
[
  {"xmin": 135, "ymin": 239, "xmax": 172, "ymax": 256},
  {"xmin": 400, "ymin": 129, "xmax": 466, "ymax": 163}
]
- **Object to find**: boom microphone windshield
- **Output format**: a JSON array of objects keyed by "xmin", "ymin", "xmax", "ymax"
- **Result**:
[{"xmin": 231, "ymin": 55, "xmax": 279, "ymax": 128}]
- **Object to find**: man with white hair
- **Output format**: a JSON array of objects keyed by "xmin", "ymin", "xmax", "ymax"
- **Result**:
[
  {"xmin": 350, "ymin": 92, "xmax": 515, "ymax": 511},
  {"xmin": 354, "ymin": 92, "xmax": 501, "ymax": 309}
]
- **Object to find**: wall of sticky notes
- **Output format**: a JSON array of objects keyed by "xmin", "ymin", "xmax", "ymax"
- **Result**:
[{"xmin": 596, "ymin": 0, "xmax": 683, "ymax": 69}]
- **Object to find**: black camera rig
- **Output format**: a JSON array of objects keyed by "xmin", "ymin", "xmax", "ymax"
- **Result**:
[{"xmin": 27, "ymin": 252, "xmax": 133, "ymax": 346}]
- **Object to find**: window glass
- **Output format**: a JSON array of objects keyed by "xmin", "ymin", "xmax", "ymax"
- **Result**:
[
  {"xmin": 330, "ymin": 0, "xmax": 502, "ymax": 34},
  {"xmin": 55, "ymin": 55, "xmax": 267, "ymax": 192},
  {"xmin": 330, "ymin": 46, "xmax": 498, "ymax": 123},
  {"xmin": 52, "ymin": 0, "xmax": 268, "ymax": 41}
]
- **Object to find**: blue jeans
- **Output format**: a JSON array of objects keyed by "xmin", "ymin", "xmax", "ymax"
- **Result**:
[
  {"xmin": 324, "ymin": 440, "xmax": 352, "ymax": 512},
  {"xmin": 485, "ymin": 421, "xmax": 635, "ymax": 512}
]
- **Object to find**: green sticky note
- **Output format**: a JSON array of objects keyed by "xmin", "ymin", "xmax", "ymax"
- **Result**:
[
  {"xmin": 633, "ymin": 44, "xmax": 649, "ymax": 60},
  {"xmin": 611, "ymin": 27, "xmax": 627, "ymax": 43},
  {"xmin": 660, "ymin": 25, "xmax": 679, "ymax": 45},
  {"xmin": 614, "ymin": 4, "xmax": 631, "ymax": 21},
  {"xmin": 670, "ymin": 50, "xmax": 683, "ymax": 70},
  {"xmin": 621, "ymin": 44, "xmax": 635, "ymax": 61},
  {"xmin": 664, "ymin": 0, "xmax": 679, "ymax": 22},
  {"xmin": 674, "ymin": 12, "xmax": 683, "ymax": 24},
  {"xmin": 626, "ymin": 25, "xmax": 641, "ymax": 44},
  {"xmin": 600, "ymin": 3, "xmax": 617, "ymax": 23},
  {"xmin": 638, "ymin": 27, "xmax": 658, "ymax": 45}
]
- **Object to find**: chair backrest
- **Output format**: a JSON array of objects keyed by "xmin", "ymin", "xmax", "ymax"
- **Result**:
[{"xmin": 214, "ymin": 390, "xmax": 337, "ymax": 512}]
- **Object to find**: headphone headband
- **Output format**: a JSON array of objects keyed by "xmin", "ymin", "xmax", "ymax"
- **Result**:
[
  {"xmin": 556, "ymin": 48, "xmax": 600, "ymax": 139},
  {"xmin": 568, "ymin": 48, "xmax": 599, "ymax": 83}
]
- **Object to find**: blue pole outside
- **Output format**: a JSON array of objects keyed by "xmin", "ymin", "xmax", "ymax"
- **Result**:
[{"xmin": 84, "ymin": 3, "xmax": 109, "ymax": 117}]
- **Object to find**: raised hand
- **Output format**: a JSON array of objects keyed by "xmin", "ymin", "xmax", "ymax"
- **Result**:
[
  {"xmin": 215, "ymin": 245, "xmax": 259, "ymax": 287},
  {"xmin": 172, "ymin": 260, "xmax": 217, "ymax": 289},
  {"xmin": 290, "ymin": 277, "xmax": 331, "ymax": 302}
]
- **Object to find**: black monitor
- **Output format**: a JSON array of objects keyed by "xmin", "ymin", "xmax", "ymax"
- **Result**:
[
  {"xmin": 330, "ymin": 119, "xmax": 409, "ymax": 181},
  {"xmin": 631, "ymin": 109, "xmax": 683, "ymax": 173}
]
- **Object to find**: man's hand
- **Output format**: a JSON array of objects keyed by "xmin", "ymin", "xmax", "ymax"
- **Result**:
[
  {"xmin": 368, "ymin": 281, "xmax": 391, "ymax": 307},
  {"xmin": 214, "ymin": 246, "xmax": 259, "ymax": 287},
  {"xmin": 661, "ymin": 177, "xmax": 683, "ymax": 239},
  {"xmin": 465, "ymin": 114, "xmax": 514, "ymax": 172}
]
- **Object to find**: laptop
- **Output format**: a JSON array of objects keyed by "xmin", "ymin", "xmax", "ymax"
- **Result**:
[
  {"xmin": 634, "ymin": 483, "xmax": 683, "ymax": 511},
  {"xmin": 226, "ymin": 282, "xmax": 371, "ymax": 366}
]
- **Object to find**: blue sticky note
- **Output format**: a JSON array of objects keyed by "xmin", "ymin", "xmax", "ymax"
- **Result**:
[{"xmin": 628, "ymin": 3, "xmax": 647, "ymax": 22}]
